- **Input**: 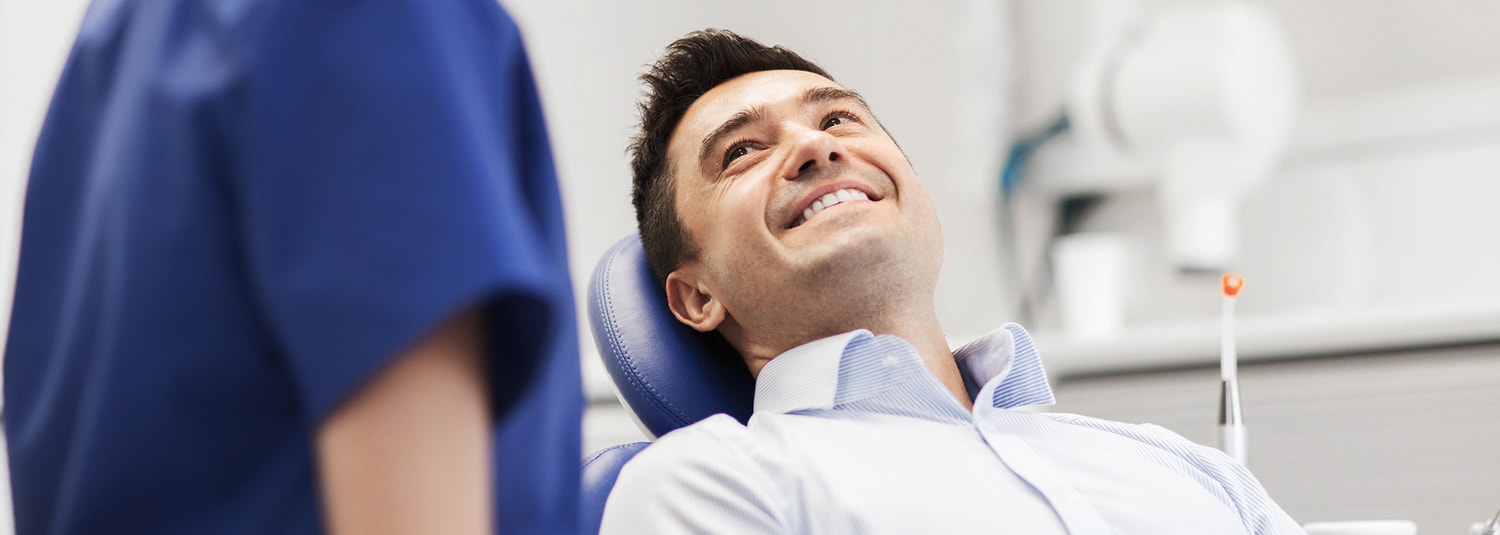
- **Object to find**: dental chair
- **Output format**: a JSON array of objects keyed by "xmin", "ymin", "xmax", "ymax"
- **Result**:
[{"xmin": 579, "ymin": 234, "xmax": 755, "ymax": 533}]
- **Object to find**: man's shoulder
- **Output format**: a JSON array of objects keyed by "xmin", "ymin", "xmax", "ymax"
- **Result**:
[
  {"xmin": 615, "ymin": 413, "xmax": 814, "ymax": 487},
  {"xmin": 625, "ymin": 414, "xmax": 766, "ymax": 467},
  {"xmin": 607, "ymin": 414, "xmax": 792, "ymax": 510},
  {"xmin": 602, "ymin": 415, "xmax": 809, "ymax": 532}
]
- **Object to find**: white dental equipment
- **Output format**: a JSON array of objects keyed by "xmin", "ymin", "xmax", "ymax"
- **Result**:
[{"xmin": 1064, "ymin": 2, "xmax": 1299, "ymax": 272}]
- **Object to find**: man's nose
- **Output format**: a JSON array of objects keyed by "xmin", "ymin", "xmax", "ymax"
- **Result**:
[{"xmin": 780, "ymin": 128, "xmax": 843, "ymax": 181}]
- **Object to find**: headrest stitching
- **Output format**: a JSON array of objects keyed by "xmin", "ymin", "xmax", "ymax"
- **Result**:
[
  {"xmin": 579, "ymin": 441, "xmax": 646, "ymax": 469},
  {"xmin": 600, "ymin": 240, "xmax": 690, "ymax": 429}
]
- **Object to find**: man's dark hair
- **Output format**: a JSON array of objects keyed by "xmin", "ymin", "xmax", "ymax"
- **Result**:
[{"xmin": 629, "ymin": 29, "xmax": 832, "ymax": 285}]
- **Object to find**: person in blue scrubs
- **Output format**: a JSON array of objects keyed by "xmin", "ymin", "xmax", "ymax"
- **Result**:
[{"xmin": 3, "ymin": 0, "xmax": 581, "ymax": 533}]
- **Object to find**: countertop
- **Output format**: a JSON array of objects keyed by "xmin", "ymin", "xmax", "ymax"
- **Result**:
[{"xmin": 1029, "ymin": 300, "xmax": 1500, "ymax": 380}]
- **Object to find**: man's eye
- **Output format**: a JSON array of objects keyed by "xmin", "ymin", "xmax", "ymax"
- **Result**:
[
  {"xmin": 822, "ymin": 112, "xmax": 858, "ymax": 130},
  {"xmin": 723, "ymin": 143, "xmax": 755, "ymax": 168}
]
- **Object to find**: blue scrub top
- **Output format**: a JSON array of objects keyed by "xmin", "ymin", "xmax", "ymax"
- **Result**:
[{"xmin": 3, "ymin": 0, "xmax": 582, "ymax": 533}]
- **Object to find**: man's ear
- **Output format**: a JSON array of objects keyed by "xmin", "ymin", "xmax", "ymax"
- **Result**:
[{"xmin": 664, "ymin": 269, "xmax": 726, "ymax": 333}]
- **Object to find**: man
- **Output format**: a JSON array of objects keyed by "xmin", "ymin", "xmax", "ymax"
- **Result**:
[
  {"xmin": 600, "ymin": 29, "xmax": 1303, "ymax": 534},
  {"xmin": 4, "ymin": 1, "xmax": 580, "ymax": 533}
]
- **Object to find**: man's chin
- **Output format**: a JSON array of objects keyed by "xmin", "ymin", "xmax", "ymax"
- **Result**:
[
  {"xmin": 774, "ymin": 236, "xmax": 930, "ymax": 333},
  {"xmin": 792, "ymin": 228, "xmax": 911, "ymax": 277}
]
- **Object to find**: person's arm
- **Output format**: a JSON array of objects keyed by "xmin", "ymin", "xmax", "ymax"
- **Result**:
[{"xmin": 315, "ymin": 309, "xmax": 491, "ymax": 535}]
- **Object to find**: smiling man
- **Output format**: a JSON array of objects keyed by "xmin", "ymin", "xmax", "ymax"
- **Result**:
[{"xmin": 599, "ymin": 29, "xmax": 1304, "ymax": 534}]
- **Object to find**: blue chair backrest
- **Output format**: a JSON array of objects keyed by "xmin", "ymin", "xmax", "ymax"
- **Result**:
[
  {"xmin": 586, "ymin": 234, "xmax": 754, "ymax": 437},
  {"xmin": 578, "ymin": 234, "xmax": 756, "ymax": 533},
  {"xmin": 579, "ymin": 441, "xmax": 649, "ymax": 533}
]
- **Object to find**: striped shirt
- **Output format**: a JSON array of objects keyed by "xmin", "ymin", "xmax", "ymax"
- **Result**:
[{"xmin": 601, "ymin": 324, "xmax": 1305, "ymax": 534}]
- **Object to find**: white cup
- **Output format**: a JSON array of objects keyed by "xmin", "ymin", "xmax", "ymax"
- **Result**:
[{"xmin": 1051, "ymin": 233, "xmax": 1128, "ymax": 339}]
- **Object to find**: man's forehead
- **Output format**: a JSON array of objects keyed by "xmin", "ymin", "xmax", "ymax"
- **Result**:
[{"xmin": 685, "ymin": 70, "xmax": 844, "ymax": 126}]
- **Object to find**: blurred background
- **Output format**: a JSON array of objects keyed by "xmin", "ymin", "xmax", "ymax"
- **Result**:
[{"xmin": 3, "ymin": 0, "xmax": 1498, "ymax": 532}]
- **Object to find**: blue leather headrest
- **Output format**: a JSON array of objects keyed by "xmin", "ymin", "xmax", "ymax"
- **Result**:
[{"xmin": 586, "ymin": 234, "xmax": 755, "ymax": 438}]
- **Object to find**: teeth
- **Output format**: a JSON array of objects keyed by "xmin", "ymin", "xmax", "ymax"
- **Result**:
[{"xmin": 796, "ymin": 188, "xmax": 870, "ymax": 227}]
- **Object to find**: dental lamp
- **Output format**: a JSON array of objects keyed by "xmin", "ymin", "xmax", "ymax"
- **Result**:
[{"xmin": 1064, "ymin": 1, "xmax": 1299, "ymax": 272}]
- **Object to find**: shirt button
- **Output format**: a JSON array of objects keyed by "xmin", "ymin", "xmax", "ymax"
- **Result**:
[{"xmin": 882, "ymin": 353, "xmax": 899, "ymax": 368}]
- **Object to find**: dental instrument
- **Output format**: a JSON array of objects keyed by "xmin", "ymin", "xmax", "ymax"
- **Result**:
[{"xmin": 1218, "ymin": 273, "xmax": 1247, "ymax": 466}]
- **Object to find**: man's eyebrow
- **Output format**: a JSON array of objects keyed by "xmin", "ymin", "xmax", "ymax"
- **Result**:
[
  {"xmin": 801, "ymin": 86, "xmax": 870, "ymax": 111},
  {"xmin": 699, "ymin": 106, "xmax": 767, "ymax": 171}
]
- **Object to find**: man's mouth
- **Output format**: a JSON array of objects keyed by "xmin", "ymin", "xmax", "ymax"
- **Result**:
[{"xmin": 792, "ymin": 188, "xmax": 871, "ymax": 227}]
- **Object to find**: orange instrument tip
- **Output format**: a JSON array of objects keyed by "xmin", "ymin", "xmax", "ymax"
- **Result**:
[{"xmin": 1222, "ymin": 273, "xmax": 1244, "ymax": 297}]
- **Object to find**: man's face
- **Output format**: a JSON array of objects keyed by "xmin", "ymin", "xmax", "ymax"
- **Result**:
[{"xmin": 664, "ymin": 70, "xmax": 944, "ymax": 363}]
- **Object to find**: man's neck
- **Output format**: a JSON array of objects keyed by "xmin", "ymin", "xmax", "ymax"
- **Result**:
[
  {"xmin": 871, "ymin": 310, "xmax": 973, "ymax": 412},
  {"xmin": 735, "ymin": 303, "xmax": 974, "ymax": 411}
]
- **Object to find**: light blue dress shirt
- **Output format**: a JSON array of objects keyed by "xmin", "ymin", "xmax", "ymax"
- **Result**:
[{"xmin": 600, "ymin": 324, "xmax": 1304, "ymax": 534}]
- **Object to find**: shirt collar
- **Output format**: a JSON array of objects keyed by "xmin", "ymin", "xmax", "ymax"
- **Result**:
[
  {"xmin": 753, "ymin": 330, "xmax": 870, "ymax": 415},
  {"xmin": 752, "ymin": 323, "xmax": 1054, "ymax": 416},
  {"xmin": 956, "ymin": 323, "xmax": 1055, "ymax": 409}
]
